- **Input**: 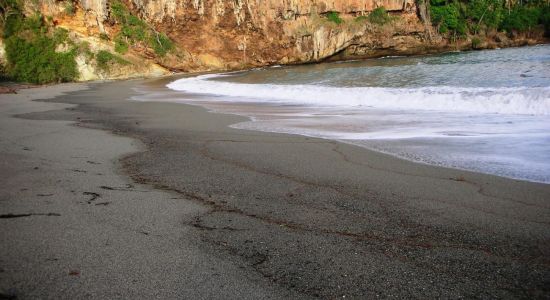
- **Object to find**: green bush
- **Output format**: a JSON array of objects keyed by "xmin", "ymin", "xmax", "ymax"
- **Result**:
[
  {"xmin": 1, "ymin": 0, "xmax": 23, "ymax": 36},
  {"xmin": 96, "ymin": 50, "xmax": 128, "ymax": 72},
  {"xmin": 466, "ymin": 0, "xmax": 504, "ymax": 29},
  {"xmin": 53, "ymin": 27, "xmax": 70, "ymax": 44},
  {"xmin": 2, "ymin": 13, "xmax": 24, "ymax": 38},
  {"xmin": 99, "ymin": 32, "xmax": 109, "ymax": 40},
  {"xmin": 5, "ymin": 35, "xmax": 78, "ymax": 83},
  {"xmin": 149, "ymin": 32, "xmax": 173, "ymax": 56},
  {"xmin": 120, "ymin": 24, "xmax": 146, "ymax": 42},
  {"xmin": 110, "ymin": 0, "xmax": 174, "ymax": 56},
  {"xmin": 3, "ymin": 12, "xmax": 44, "ymax": 38},
  {"xmin": 469, "ymin": 22, "xmax": 481, "ymax": 34},
  {"xmin": 2, "ymin": 11, "xmax": 78, "ymax": 84},
  {"xmin": 430, "ymin": 0, "xmax": 548, "ymax": 36},
  {"xmin": 355, "ymin": 15, "xmax": 368, "ymax": 22},
  {"xmin": 114, "ymin": 35, "xmax": 129, "ymax": 54},
  {"xmin": 0, "ymin": 64, "xmax": 7, "ymax": 81},
  {"xmin": 542, "ymin": 6, "xmax": 550, "ymax": 36},
  {"xmin": 326, "ymin": 11, "xmax": 343, "ymax": 24},
  {"xmin": 471, "ymin": 36, "xmax": 482, "ymax": 48},
  {"xmin": 431, "ymin": 2, "xmax": 461, "ymax": 33},
  {"xmin": 368, "ymin": 7, "xmax": 392, "ymax": 25},
  {"xmin": 500, "ymin": 6, "xmax": 542, "ymax": 32},
  {"xmin": 78, "ymin": 41, "xmax": 94, "ymax": 60},
  {"xmin": 64, "ymin": 1, "xmax": 75, "ymax": 16},
  {"xmin": 111, "ymin": 1, "xmax": 127, "ymax": 23}
]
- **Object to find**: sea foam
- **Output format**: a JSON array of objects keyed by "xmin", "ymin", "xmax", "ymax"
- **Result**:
[{"xmin": 167, "ymin": 74, "xmax": 550, "ymax": 116}]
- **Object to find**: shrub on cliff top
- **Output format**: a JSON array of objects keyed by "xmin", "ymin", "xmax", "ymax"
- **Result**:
[
  {"xmin": 500, "ymin": 6, "xmax": 542, "ymax": 32},
  {"xmin": 149, "ymin": 32, "xmax": 173, "ymax": 56},
  {"xmin": 111, "ymin": 1, "xmax": 128, "ymax": 24},
  {"xmin": 5, "ymin": 34, "xmax": 78, "ymax": 84},
  {"xmin": 0, "ymin": 0, "xmax": 22, "ymax": 33},
  {"xmin": 110, "ymin": 0, "xmax": 174, "ymax": 56},
  {"xmin": 326, "ymin": 11, "xmax": 344, "ymax": 24},
  {"xmin": 471, "ymin": 36, "xmax": 482, "ymax": 48},
  {"xmin": 430, "ymin": 0, "xmax": 549, "ymax": 36},
  {"xmin": 368, "ymin": 7, "xmax": 392, "ymax": 25},
  {"xmin": 114, "ymin": 35, "xmax": 129, "ymax": 54},
  {"xmin": 466, "ymin": 0, "xmax": 504, "ymax": 30},
  {"xmin": 542, "ymin": 7, "xmax": 550, "ymax": 36},
  {"xmin": 64, "ymin": 1, "xmax": 76, "ymax": 16},
  {"xmin": 430, "ymin": 2, "xmax": 461, "ymax": 33},
  {"xmin": 96, "ymin": 50, "xmax": 129, "ymax": 72}
]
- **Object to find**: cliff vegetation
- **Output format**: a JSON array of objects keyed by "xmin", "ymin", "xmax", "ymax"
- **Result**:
[
  {"xmin": 1, "ymin": 0, "xmax": 78, "ymax": 83},
  {"xmin": 0, "ymin": 0, "xmax": 548, "ymax": 84},
  {"xmin": 429, "ymin": 0, "xmax": 550, "ymax": 37}
]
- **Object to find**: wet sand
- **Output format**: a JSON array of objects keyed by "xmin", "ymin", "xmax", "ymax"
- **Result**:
[{"xmin": 1, "ymin": 78, "xmax": 549, "ymax": 298}]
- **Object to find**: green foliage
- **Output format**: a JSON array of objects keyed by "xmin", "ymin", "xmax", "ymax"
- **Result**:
[
  {"xmin": 542, "ymin": 6, "xmax": 550, "ymax": 35},
  {"xmin": 110, "ymin": 0, "xmax": 174, "ymax": 56},
  {"xmin": 149, "ymin": 32, "xmax": 173, "ymax": 56},
  {"xmin": 3, "ymin": 13, "xmax": 24, "ymax": 38},
  {"xmin": 77, "ymin": 41, "xmax": 94, "ymax": 61},
  {"xmin": 0, "ymin": 0, "xmax": 22, "ymax": 31},
  {"xmin": 466, "ymin": 0, "xmax": 504, "ymax": 29},
  {"xmin": 431, "ymin": 2, "xmax": 462, "ymax": 33},
  {"xmin": 95, "ymin": 50, "xmax": 129, "ymax": 72},
  {"xmin": 500, "ymin": 6, "xmax": 542, "ymax": 32},
  {"xmin": 355, "ymin": 15, "xmax": 368, "ymax": 22},
  {"xmin": 326, "ymin": 11, "xmax": 343, "ymax": 24},
  {"xmin": 99, "ymin": 32, "xmax": 109, "ymax": 40},
  {"xmin": 469, "ymin": 22, "xmax": 481, "ymax": 34},
  {"xmin": 111, "ymin": 1, "xmax": 128, "ymax": 23},
  {"xmin": 53, "ymin": 27, "xmax": 69, "ymax": 44},
  {"xmin": 3, "ymin": 12, "xmax": 45, "ymax": 38},
  {"xmin": 120, "ymin": 24, "xmax": 146, "ymax": 41},
  {"xmin": 0, "ymin": 64, "xmax": 7, "ymax": 81},
  {"xmin": 368, "ymin": 7, "xmax": 392, "ymax": 25},
  {"xmin": 5, "ymin": 35, "xmax": 77, "ymax": 83},
  {"xmin": 2, "ymin": 12, "xmax": 78, "ymax": 83},
  {"xmin": 64, "ymin": 1, "xmax": 75, "ymax": 16},
  {"xmin": 114, "ymin": 35, "xmax": 128, "ymax": 54},
  {"xmin": 430, "ymin": 0, "xmax": 548, "ymax": 36},
  {"xmin": 471, "ymin": 36, "xmax": 482, "ymax": 48},
  {"xmin": 0, "ymin": 0, "xmax": 21, "ymax": 12}
]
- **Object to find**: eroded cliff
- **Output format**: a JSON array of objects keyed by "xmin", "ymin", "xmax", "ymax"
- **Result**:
[
  {"xmin": 116, "ymin": 0, "xmax": 429, "ymax": 70},
  {"xmin": 1, "ymin": 0, "xmax": 547, "ymax": 81}
]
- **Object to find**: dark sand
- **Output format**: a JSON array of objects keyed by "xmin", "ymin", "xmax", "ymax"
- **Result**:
[{"xmin": 1, "ymin": 78, "xmax": 549, "ymax": 299}]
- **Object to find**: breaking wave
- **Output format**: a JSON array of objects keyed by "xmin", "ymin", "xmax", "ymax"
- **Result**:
[{"xmin": 167, "ymin": 74, "xmax": 550, "ymax": 116}]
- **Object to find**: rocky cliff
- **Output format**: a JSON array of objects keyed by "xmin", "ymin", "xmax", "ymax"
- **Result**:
[
  {"xmin": 1, "ymin": 0, "xmax": 547, "ymax": 81},
  {"xmin": 100, "ymin": 0, "xmax": 429, "ymax": 71}
]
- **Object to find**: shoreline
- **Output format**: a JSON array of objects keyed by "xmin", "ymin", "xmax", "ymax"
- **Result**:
[
  {"xmin": 145, "ymin": 74, "xmax": 550, "ymax": 189},
  {"xmin": 158, "ymin": 46, "xmax": 550, "ymax": 185},
  {"xmin": 1, "ymin": 79, "xmax": 549, "ymax": 298},
  {"xmin": 2, "ymin": 42, "xmax": 549, "ymax": 93}
]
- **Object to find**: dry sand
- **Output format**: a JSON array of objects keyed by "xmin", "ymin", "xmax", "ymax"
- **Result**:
[{"xmin": 1, "ymin": 78, "xmax": 549, "ymax": 299}]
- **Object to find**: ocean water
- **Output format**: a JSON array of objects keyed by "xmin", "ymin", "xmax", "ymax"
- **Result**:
[{"xmin": 158, "ymin": 45, "xmax": 550, "ymax": 183}]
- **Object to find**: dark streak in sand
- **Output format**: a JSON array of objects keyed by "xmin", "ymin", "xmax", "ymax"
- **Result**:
[{"xmin": 0, "ymin": 213, "xmax": 61, "ymax": 218}]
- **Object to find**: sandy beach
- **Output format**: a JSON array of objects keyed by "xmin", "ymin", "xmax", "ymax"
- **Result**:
[{"xmin": 1, "ymin": 78, "xmax": 549, "ymax": 298}]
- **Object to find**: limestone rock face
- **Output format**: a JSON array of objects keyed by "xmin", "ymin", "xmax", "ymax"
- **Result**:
[
  {"xmin": 80, "ymin": 0, "xmax": 109, "ymax": 21},
  {"xmin": 6, "ymin": 0, "xmax": 545, "ymax": 81},
  {"xmin": 27, "ymin": 0, "xmax": 438, "ymax": 78},
  {"xmin": 129, "ymin": 0, "xmax": 415, "ymax": 23},
  {"xmin": 104, "ymin": 0, "xmax": 427, "ymax": 70}
]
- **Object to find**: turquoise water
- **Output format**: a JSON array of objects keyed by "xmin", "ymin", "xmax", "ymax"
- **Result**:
[{"xmin": 162, "ymin": 45, "xmax": 550, "ymax": 183}]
